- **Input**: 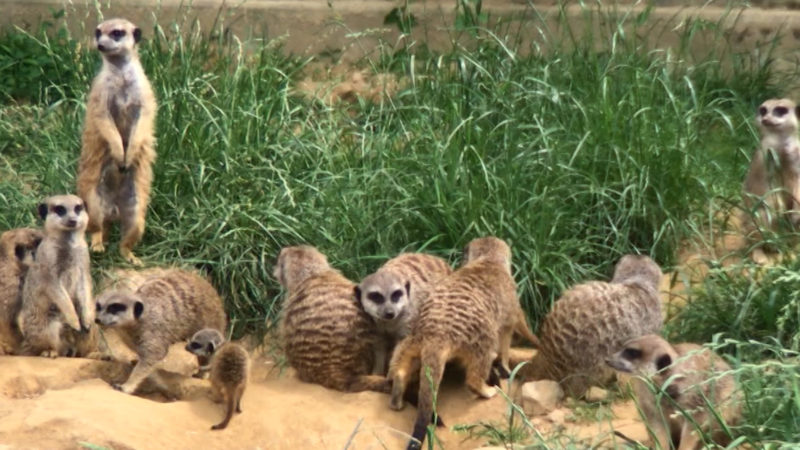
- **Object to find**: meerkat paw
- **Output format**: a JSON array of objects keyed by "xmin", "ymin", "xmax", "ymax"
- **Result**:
[
  {"xmin": 121, "ymin": 250, "xmax": 142, "ymax": 266},
  {"xmin": 478, "ymin": 385, "xmax": 498, "ymax": 399},
  {"xmin": 40, "ymin": 350, "xmax": 59, "ymax": 358},
  {"xmin": 90, "ymin": 233, "xmax": 106, "ymax": 253},
  {"xmin": 112, "ymin": 382, "xmax": 137, "ymax": 395}
]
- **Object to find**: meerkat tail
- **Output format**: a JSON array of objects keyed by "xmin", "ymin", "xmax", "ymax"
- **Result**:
[
  {"xmin": 515, "ymin": 311, "xmax": 540, "ymax": 348},
  {"xmin": 408, "ymin": 348, "xmax": 446, "ymax": 450},
  {"xmin": 212, "ymin": 389, "xmax": 236, "ymax": 430},
  {"xmin": 347, "ymin": 375, "xmax": 391, "ymax": 393}
]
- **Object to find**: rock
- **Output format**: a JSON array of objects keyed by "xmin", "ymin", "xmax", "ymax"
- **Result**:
[
  {"xmin": 585, "ymin": 386, "xmax": 609, "ymax": 402},
  {"xmin": 520, "ymin": 380, "xmax": 563, "ymax": 416}
]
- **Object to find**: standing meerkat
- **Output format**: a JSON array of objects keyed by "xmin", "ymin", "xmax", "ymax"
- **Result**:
[
  {"xmin": 355, "ymin": 252, "xmax": 453, "ymax": 375},
  {"xmin": 743, "ymin": 98, "xmax": 800, "ymax": 263},
  {"xmin": 0, "ymin": 228, "xmax": 43, "ymax": 355},
  {"xmin": 77, "ymin": 18, "xmax": 157, "ymax": 266},
  {"xmin": 606, "ymin": 335, "xmax": 741, "ymax": 450},
  {"xmin": 17, "ymin": 195, "xmax": 94, "ymax": 357},
  {"xmin": 388, "ymin": 237, "xmax": 527, "ymax": 450},
  {"xmin": 274, "ymin": 245, "xmax": 388, "ymax": 393},
  {"xmin": 522, "ymin": 254, "xmax": 663, "ymax": 398},
  {"xmin": 185, "ymin": 328, "xmax": 250, "ymax": 430},
  {"xmin": 94, "ymin": 268, "xmax": 227, "ymax": 394}
]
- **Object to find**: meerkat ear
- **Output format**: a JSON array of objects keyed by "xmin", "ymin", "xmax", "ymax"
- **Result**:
[
  {"xmin": 405, "ymin": 281, "xmax": 410, "ymax": 297},
  {"xmin": 655, "ymin": 354, "xmax": 672, "ymax": 372},
  {"xmin": 354, "ymin": 286, "xmax": 362, "ymax": 302},
  {"xmin": 37, "ymin": 203, "xmax": 48, "ymax": 221},
  {"xmin": 795, "ymin": 105, "xmax": 800, "ymax": 118},
  {"xmin": 133, "ymin": 28, "xmax": 142, "ymax": 43},
  {"xmin": 14, "ymin": 245, "xmax": 25, "ymax": 261},
  {"xmin": 133, "ymin": 301, "xmax": 144, "ymax": 319}
]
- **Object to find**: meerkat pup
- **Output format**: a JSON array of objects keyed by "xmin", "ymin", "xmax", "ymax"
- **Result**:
[
  {"xmin": 742, "ymin": 98, "xmax": 800, "ymax": 263},
  {"xmin": 17, "ymin": 195, "xmax": 93, "ymax": 357},
  {"xmin": 388, "ymin": 237, "xmax": 526, "ymax": 450},
  {"xmin": 355, "ymin": 252, "xmax": 453, "ymax": 375},
  {"xmin": 95, "ymin": 268, "xmax": 226, "ymax": 395},
  {"xmin": 186, "ymin": 328, "xmax": 250, "ymax": 430},
  {"xmin": 0, "ymin": 228, "xmax": 43, "ymax": 355},
  {"xmin": 77, "ymin": 18, "xmax": 157, "ymax": 266},
  {"xmin": 274, "ymin": 245, "xmax": 388, "ymax": 393},
  {"xmin": 606, "ymin": 335, "xmax": 741, "ymax": 450},
  {"xmin": 522, "ymin": 254, "xmax": 663, "ymax": 398}
]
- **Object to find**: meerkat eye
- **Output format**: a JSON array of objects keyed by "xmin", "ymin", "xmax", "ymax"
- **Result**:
[
  {"xmin": 621, "ymin": 347, "xmax": 642, "ymax": 360},
  {"xmin": 74, "ymin": 204, "xmax": 83, "ymax": 214},
  {"xmin": 96, "ymin": 302, "xmax": 102, "ymax": 311},
  {"xmin": 95, "ymin": 28, "xmax": 101, "ymax": 39},
  {"xmin": 759, "ymin": 106, "xmax": 768, "ymax": 116},
  {"xmin": 107, "ymin": 303, "xmax": 127, "ymax": 314},
  {"xmin": 52, "ymin": 205, "xmax": 67, "ymax": 216},
  {"xmin": 390, "ymin": 290, "xmax": 404, "ymax": 303},
  {"xmin": 367, "ymin": 292, "xmax": 385, "ymax": 304},
  {"xmin": 774, "ymin": 106, "xmax": 789, "ymax": 117},
  {"xmin": 189, "ymin": 342, "xmax": 202, "ymax": 350},
  {"xmin": 48, "ymin": 304, "xmax": 59, "ymax": 314},
  {"xmin": 111, "ymin": 29, "xmax": 126, "ymax": 40}
]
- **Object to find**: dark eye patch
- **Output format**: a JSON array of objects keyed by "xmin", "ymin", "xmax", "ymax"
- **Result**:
[
  {"xmin": 111, "ymin": 29, "xmax": 125, "ymax": 40},
  {"xmin": 95, "ymin": 28, "xmax": 101, "ymax": 39},
  {"xmin": 74, "ymin": 204, "xmax": 83, "ymax": 214},
  {"xmin": 107, "ymin": 303, "xmax": 128, "ymax": 315},
  {"xmin": 53, "ymin": 205, "xmax": 67, "ymax": 216},
  {"xmin": 759, "ymin": 106, "xmax": 768, "ymax": 116},
  {"xmin": 621, "ymin": 348, "xmax": 642, "ymax": 360},
  {"xmin": 774, "ymin": 106, "xmax": 789, "ymax": 117},
  {"xmin": 367, "ymin": 292, "xmax": 385, "ymax": 304},
  {"xmin": 189, "ymin": 342, "xmax": 202, "ymax": 350},
  {"xmin": 96, "ymin": 302, "xmax": 102, "ymax": 311},
  {"xmin": 390, "ymin": 290, "xmax": 404, "ymax": 303}
]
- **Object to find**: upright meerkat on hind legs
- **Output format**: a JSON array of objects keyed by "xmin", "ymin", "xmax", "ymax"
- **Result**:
[{"xmin": 77, "ymin": 18, "xmax": 157, "ymax": 266}]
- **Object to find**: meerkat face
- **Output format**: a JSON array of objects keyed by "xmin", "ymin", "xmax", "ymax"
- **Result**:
[
  {"xmin": 757, "ymin": 98, "xmax": 800, "ymax": 135},
  {"xmin": 606, "ymin": 334, "xmax": 677, "ymax": 377},
  {"xmin": 94, "ymin": 18, "xmax": 141, "ymax": 57},
  {"xmin": 273, "ymin": 245, "xmax": 331, "ymax": 290},
  {"xmin": 355, "ymin": 272, "xmax": 410, "ymax": 323},
  {"xmin": 461, "ymin": 236, "xmax": 512, "ymax": 272},
  {"xmin": 0, "ymin": 228, "xmax": 43, "ymax": 267},
  {"xmin": 94, "ymin": 291, "xmax": 143, "ymax": 328},
  {"xmin": 38, "ymin": 195, "xmax": 88, "ymax": 234},
  {"xmin": 186, "ymin": 328, "xmax": 226, "ymax": 360},
  {"xmin": 611, "ymin": 254, "xmax": 662, "ymax": 288}
]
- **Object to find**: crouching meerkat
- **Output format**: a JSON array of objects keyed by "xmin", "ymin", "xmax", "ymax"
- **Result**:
[
  {"xmin": 186, "ymin": 328, "xmax": 250, "ymax": 430},
  {"xmin": 0, "ymin": 228, "xmax": 43, "ymax": 354},
  {"xmin": 355, "ymin": 252, "xmax": 453, "ymax": 375},
  {"xmin": 606, "ymin": 335, "xmax": 741, "ymax": 450},
  {"xmin": 742, "ymin": 98, "xmax": 800, "ymax": 263},
  {"xmin": 274, "ymin": 245, "xmax": 389, "ymax": 393},
  {"xmin": 521, "ymin": 254, "xmax": 663, "ymax": 398},
  {"xmin": 17, "ymin": 195, "xmax": 94, "ymax": 357},
  {"xmin": 77, "ymin": 18, "xmax": 157, "ymax": 266},
  {"xmin": 95, "ymin": 268, "xmax": 227, "ymax": 394},
  {"xmin": 388, "ymin": 237, "xmax": 528, "ymax": 450}
]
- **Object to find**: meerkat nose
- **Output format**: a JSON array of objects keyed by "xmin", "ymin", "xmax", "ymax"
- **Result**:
[
  {"xmin": 95, "ymin": 318, "xmax": 102, "ymax": 324},
  {"xmin": 66, "ymin": 219, "xmax": 77, "ymax": 228},
  {"xmin": 383, "ymin": 311, "xmax": 396, "ymax": 320},
  {"xmin": 97, "ymin": 44, "xmax": 106, "ymax": 52}
]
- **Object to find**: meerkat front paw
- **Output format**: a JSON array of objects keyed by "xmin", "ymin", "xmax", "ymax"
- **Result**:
[{"xmin": 121, "ymin": 249, "xmax": 142, "ymax": 266}]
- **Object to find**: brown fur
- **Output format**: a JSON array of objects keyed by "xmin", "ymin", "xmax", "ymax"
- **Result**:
[
  {"xmin": 186, "ymin": 328, "xmax": 250, "ymax": 430},
  {"xmin": 77, "ymin": 18, "xmax": 156, "ymax": 265},
  {"xmin": 17, "ymin": 195, "xmax": 95, "ymax": 357},
  {"xmin": 355, "ymin": 252, "xmax": 453, "ymax": 375},
  {"xmin": 95, "ymin": 268, "xmax": 227, "ymax": 394},
  {"xmin": 274, "ymin": 245, "xmax": 388, "ymax": 393},
  {"xmin": 388, "ymin": 237, "xmax": 523, "ymax": 450},
  {"xmin": 522, "ymin": 254, "xmax": 663, "ymax": 398},
  {"xmin": 0, "ymin": 228, "xmax": 43, "ymax": 354},
  {"xmin": 742, "ymin": 98, "xmax": 800, "ymax": 262},
  {"xmin": 606, "ymin": 335, "xmax": 741, "ymax": 449}
]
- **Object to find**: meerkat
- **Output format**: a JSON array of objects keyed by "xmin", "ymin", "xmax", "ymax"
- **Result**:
[
  {"xmin": 0, "ymin": 228, "xmax": 43, "ymax": 355},
  {"xmin": 606, "ymin": 335, "xmax": 741, "ymax": 450},
  {"xmin": 742, "ymin": 98, "xmax": 800, "ymax": 263},
  {"xmin": 274, "ymin": 245, "xmax": 389, "ymax": 393},
  {"xmin": 16, "ymin": 195, "xmax": 94, "ymax": 358},
  {"xmin": 355, "ymin": 252, "xmax": 453, "ymax": 375},
  {"xmin": 388, "ymin": 237, "xmax": 526, "ymax": 450},
  {"xmin": 94, "ymin": 268, "xmax": 226, "ymax": 395},
  {"xmin": 185, "ymin": 328, "xmax": 250, "ymax": 430},
  {"xmin": 77, "ymin": 18, "xmax": 157, "ymax": 266},
  {"xmin": 521, "ymin": 254, "xmax": 663, "ymax": 399}
]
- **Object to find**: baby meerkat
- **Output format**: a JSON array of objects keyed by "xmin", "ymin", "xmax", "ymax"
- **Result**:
[
  {"xmin": 17, "ymin": 195, "xmax": 94, "ymax": 357},
  {"xmin": 388, "ymin": 237, "xmax": 526, "ymax": 450},
  {"xmin": 355, "ymin": 252, "xmax": 453, "ymax": 375},
  {"xmin": 743, "ymin": 98, "xmax": 800, "ymax": 263},
  {"xmin": 606, "ymin": 335, "xmax": 741, "ymax": 450},
  {"xmin": 522, "ymin": 254, "xmax": 663, "ymax": 398},
  {"xmin": 274, "ymin": 245, "xmax": 388, "ymax": 393},
  {"xmin": 0, "ymin": 228, "xmax": 43, "ymax": 355},
  {"xmin": 77, "ymin": 18, "xmax": 157, "ymax": 266},
  {"xmin": 186, "ymin": 328, "xmax": 250, "ymax": 430},
  {"xmin": 95, "ymin": 268, "xmax": 226, "ymax": 395}
]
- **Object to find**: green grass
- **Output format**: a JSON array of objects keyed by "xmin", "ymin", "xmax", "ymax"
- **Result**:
[{"xmin": 1, "ymin": 2, "xmax": 799, "ymax": 445}]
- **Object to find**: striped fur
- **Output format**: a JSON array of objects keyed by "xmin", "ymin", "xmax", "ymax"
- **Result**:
[{"xmin": 276, "ymin": 246, "xmax": 388, "ymax": 393}]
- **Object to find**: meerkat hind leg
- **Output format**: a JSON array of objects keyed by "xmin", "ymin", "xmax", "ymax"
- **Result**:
[
  {"xmin": 118, "ymin": 171, "xmax": 144, "ymax": 266},
  {"xmin": 465, "ymin": 352, "xmax": 497, "ymax": 399}
]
